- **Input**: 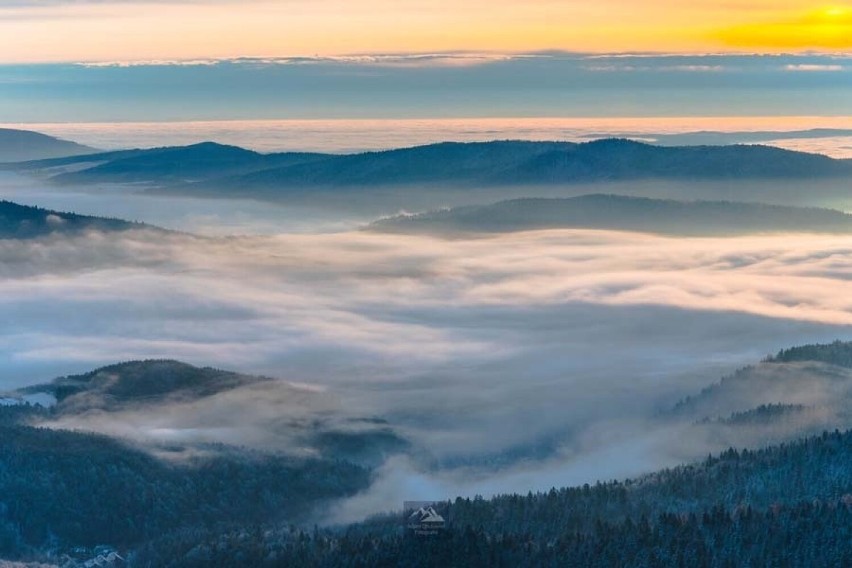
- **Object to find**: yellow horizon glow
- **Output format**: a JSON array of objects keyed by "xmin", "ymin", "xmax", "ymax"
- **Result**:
[
  {"xmin": 717, "ymin": 5, "xmax": 852, "ymax": 49},
  {"xmin": 0, "ymin": 1, "xmax": 849, "ymax": 64}
]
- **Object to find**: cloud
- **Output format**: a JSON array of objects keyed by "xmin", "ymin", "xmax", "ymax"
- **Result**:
[
  {"xmin": 3, "ymin": 52, "xmax": 851, "ymax": 121},
  {"xmin": 585, "ymin": 63, "xmax": 726, "ymax": 72},
  {"xmin": 784, "ymin": 64, "xmax": 844, "ymax": 72},
  {"xmin": 2, "ymin": 187, "xmax": 852, "ymax": 518},
  {"xmin": 76, "ymin": 53, "xmax": 535, "ymax": 69}
]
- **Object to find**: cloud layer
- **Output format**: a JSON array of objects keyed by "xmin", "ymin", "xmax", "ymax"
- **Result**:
[
  {"xmin": 1, "ymin": 53, "xmax": 850, "ymax": 121},
  {"xmin": 2, "ymin": 181, "xmax": 852, "ymax": 518}
]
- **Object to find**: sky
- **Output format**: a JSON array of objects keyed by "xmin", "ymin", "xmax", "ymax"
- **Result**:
[
  {"xmin": 0, "ymin": 1, "xmax": 850, "ymax": 62},
  {"xmin": 0, "ymin": 1, "xmax": 849, "ymax": 122},
  {"xmin": 0, "ymin": 53, "xmax": 850, "ymax": 122}
]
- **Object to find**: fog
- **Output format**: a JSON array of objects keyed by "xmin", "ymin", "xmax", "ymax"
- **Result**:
[
  {"xmin": 2, "ymin": 172, "xmax": 852, "ymax": 522},
  {"xmin": 7, "ymin": 118, "xmax": 852, "ymax": 158},
  {"xmin": 0, "ymin": 171, "xmax": 367, "ymax": 235}
]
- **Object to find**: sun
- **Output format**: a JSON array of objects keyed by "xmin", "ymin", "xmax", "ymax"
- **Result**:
[
  {"xmin": 821, "ymin": 6, "xmax": 848, "ymax": 17},
  {"xmin": 716, "ymin": 4, "xmax": 852, "ymax": 50}
]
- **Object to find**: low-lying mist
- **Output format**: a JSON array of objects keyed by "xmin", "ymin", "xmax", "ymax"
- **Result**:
[
  {"xmin": 3, "ymin": 217, "xmax": 852, "ymax": 516},
  {"xmin": 3, "ymin": 170, "xmax": 852, "ymax": 522}
]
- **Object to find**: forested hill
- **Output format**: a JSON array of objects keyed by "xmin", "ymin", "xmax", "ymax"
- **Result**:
[
  {"xmin": 45, "ymin": 142, "xmax": 329, "ymax": 185},
  {"xmin": 203, "ymin": 139, "xmax": 852, "ymax": 192},
  {"xmin": 4, "ymin": 344, "xmax": 852, "ymax": 565},
  {"xmin": 671, "ymin": 340, "xmax": 852, "ymax": 426},
  {"xmin": 134, "ymin": 429, "xmax": 852, "ymax": 567},
  {"xmin": 0, "ymin": 200, "xmax": 154, "ymax": 239},
  {"xmin": 18, "ymin": 359, "xmax": 411, "ymax": 466},
  {"xmin": 0, "ymin": 404, "xmax": 371, "ymax": 561},
  {"xmin": 0, "ymin": 128, "xmax": 96, "ymax": 163},
  {"xmin": 11, "ymin": 138, "xmax": 852, "ymax": 193},
  {"xmin": 369, "ymin": 195, "xmax": 852, "ymax": 236},
  {"xmin": 25, "ymin": 359, "xmax": 270, "ymax": 411},
  {"xmin": 768, "ymin": 340, "xmax": 852, "ymax": 368}
]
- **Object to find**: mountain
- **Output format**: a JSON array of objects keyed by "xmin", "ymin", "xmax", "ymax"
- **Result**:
[
  {"xmin": 136, "ymin": 430, "xmax": 852, "ymax": 567},
  {"xmin": 12, "ymin": 139, "xmax": 852, "ymax": 198},
  {"xmin": 645, "ymin": 127, "xmax": 852, "ymax": 147},
  {"xmin": 0, "ymin": 128, "xmax": 97, "ymax": 163},
  {"xmin": 4, "ymin": 344, "xmax": 852, "ymax": 565},
  {"xmin": 214, "ymin": 140, "xmax": 569, "ymax": 191},
  {"xmin": 0, "ymin": 200, "xmax": 153, "ymax": 239},
  {"xmin": 203, "ymin": 139, "xmax": 852, "ymax": 194},
  {"xmin": 0, "ymin": 404, "xmax": 370, "ymax": 560},
  {"xmin": 370, "ymin": 194, "xmax": 852, "ymax": 236},
  {"xmin": 23, "ymin": 359, "xmax": 270, "ymax": 412},
  {"xmin": 41, "ymin": 142, "xmax": 328, "ymax": 185},
  {"xmin": 18, "ymin": 359, "xmax": 410, "ymax": 464},
  {"xmin": 673, "ymin": 341, "xmax": 852, "ymax": 429}
]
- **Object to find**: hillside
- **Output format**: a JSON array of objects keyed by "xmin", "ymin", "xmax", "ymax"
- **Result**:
[
  {"xmin": 370, "ymin": 194, "xmax": 852, "ymax": 236},
  {"xmin": 3, "ymin": 343, "xmax": 852, "ymax": 564},
  {"xmin": 672, "ymin": 341, "xmax": 852, "ymax": 429},
  {"xmin": 43, "ymin": 142, "xmax": 329, "ymax": 185},
  {"xmin": 0, "ymin": 129, "xmax": 96, "ymax": 163},
  {"xmin": 135, "ymin": 430, "xmax": 852, "ymax": 567},
  {"xmin": 0, "ymin": 405, "xmax": 370, "ymax": 560},
  {"xmin": 205, "ymin": 139, "xmax": 852, "ymax": 194},
  {"xmin": 11, "ymin": 139, "xmax": 852, "ymax": 196},
  {"xmin": 0, "ymin": 200, "xmax": 153, "ymax": 239},
  {"xmin": 24, "ymin": 359, "xmax": 271, "ymax": 411}
]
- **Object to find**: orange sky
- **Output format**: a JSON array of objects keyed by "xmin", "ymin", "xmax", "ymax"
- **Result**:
[{"xmin": 0, "ymin": 1, "xmax": 849, "ymax": 63}]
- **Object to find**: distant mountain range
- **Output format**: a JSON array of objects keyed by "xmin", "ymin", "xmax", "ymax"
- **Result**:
[
  {"xmin": 634, "ymin": 127, "xmax": 852, "ymax": 147},
  {"xmin": 370, "ymin": 194, "xmax": 852, "ymax": 236},
  {"xmin": 0, "ymin": 128, "xmax": 97, "ymax": 163},
  {"xmin": 35, "ymin": 141, "xmax": 328, "ymax": 185},
  {"xmin": 0, "ymin": 200, "xmax": 153, "ymax": 239},
  {"xmin": 9, "ymin": 137, "xmax": 852, "ymax": 196},
  {"xmin": 178, "ymin": 139, "xmax": 852, "ymax": 190}
]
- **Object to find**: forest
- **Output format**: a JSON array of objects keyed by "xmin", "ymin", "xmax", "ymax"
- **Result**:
[{"xmin": 132, "ymin": 430, "xmax": 852, "ymax": 567}]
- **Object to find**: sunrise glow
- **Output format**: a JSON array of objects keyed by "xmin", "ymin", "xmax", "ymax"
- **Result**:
[
  {"xmin": 0, "ymin": 1, "xmax": 848, "ymax": 64},
  {"xmin": 718, "ymin": 4, "xmax": 852, "ymax": 49}
]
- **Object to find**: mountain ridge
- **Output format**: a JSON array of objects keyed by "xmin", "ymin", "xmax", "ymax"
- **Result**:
[
  {"xmin": 0, "ymin": 199, "xmax": 158, "ymax": 239},
  {"xmin": 369, "ymin": 194, "xmax": 852, "ymax": 236},
  {"xmin": 0, "ymin": 128, "xmax": 97, "ymax": 163},
  {"xmin": 9, "ymin": 138, "xmax": 851, "ymax": 197}
]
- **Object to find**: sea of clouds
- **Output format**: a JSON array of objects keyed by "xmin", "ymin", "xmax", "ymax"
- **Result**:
[
  {"xmin": 2, "ymin": 169, "xmax": 852, "ymax": 520},
  {"xmin": 2, "ymin": 219, "xmax": 851, "ymax": 513}
]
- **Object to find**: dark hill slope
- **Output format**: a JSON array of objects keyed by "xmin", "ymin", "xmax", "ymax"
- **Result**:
[
  {"xmin": 25, "ymin": 359, "xmax": 269, "ymax": 411},
  {"xmin": 0, "ymin": 405, "xmax": 370, "ymax": 556},
  {"xmin": 136, "ymin": 429, "xmax": 852, "ymax": 567},
  {"xmin": 223, "ymin": 140, "xmax": 571, "ymax": 189},
  {"xmin": 370, "ymin": 194, "xmax": 852, "ymax": 236},
  {"xmin": 16, "ymin": 139, "xmax": 851, "ymax": 196},
  {"xmin": 0, "ymin": 200, "xmax": 152, "ymax": 239},
  {"xmin": 49, "ymin": 142, "xmax": 329, "ymax": 184},
  {"xmin": 498, "ymin": 138, "xmax": 850, "ymax": 183},
  {"xmin": 0, "ymin": 128, "xmax": 97, "ymax": 162},
  {"xmin": 211, "ymin": 139, "xmax": 852, "ymax": 194},
  {"xmin": 672, "ymin": 341, "xmax": 852, "ymax": 425}
]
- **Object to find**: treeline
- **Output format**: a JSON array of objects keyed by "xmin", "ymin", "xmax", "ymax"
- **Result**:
[
  {"xmin": 132, "ymin": 499, "xmax": 852, "ymax": 568},
  {"xmin": 768, "ymin": 340, "xmax": 852, "ymax": 368},
  {"xmin": 0, "ymin": 405, "xmax": 369, "ymax": 558},
  {"xmin": 0, "ymin": 200, "xmax": 149, "ymax": 239},
  {"xmin": 132, "ymin": 430, "xmax": 852, "ymax": 567}
]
